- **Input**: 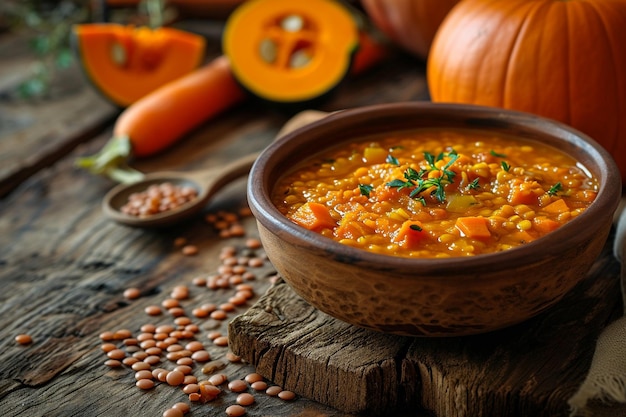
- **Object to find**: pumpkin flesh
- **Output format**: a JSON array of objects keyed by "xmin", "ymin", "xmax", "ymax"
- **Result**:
[
  {"xmin": 427, "ymin": 0, "xmax": 626, "ymax": 182},
  {"xmin": 223, "ymin": 0, "xmax": 359, "ymax": 105},
  {"xmin": 73, "ymin": 24, "xmax": 206, "ymax": 107}
]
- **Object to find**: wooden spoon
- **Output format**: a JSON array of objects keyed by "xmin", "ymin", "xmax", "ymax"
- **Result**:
[{"xmin": 102, "ymin": 110, "xmax": 328, "ymax": 228}]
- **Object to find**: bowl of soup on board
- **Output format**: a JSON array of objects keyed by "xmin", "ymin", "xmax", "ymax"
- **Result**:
[{"xmin": 247, "ymin": 102, "xmax": 621, "ymax": 337}]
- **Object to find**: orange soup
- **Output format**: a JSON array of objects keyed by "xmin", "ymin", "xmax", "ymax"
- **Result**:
[{"xmin": 271, "ymin": 128, "xmax": 598, "ymax": 258}]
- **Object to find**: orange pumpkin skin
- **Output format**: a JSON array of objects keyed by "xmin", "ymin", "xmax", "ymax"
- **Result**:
[
  {"xmin": 427, "ymin": 0, "xmax": 626, "ymax": 182},
  {"xmin": 361, "ymin": 0, "xmax": 461, "ymax": 59}
]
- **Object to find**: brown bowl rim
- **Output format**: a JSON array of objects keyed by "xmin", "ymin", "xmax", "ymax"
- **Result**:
[{"xmin": 248, "ymin": 102, "xmax": 622, "ymax": 275}]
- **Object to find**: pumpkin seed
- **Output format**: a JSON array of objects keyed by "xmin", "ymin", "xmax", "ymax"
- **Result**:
[
  {"xmin": 259, "ymin": 38, "xmax": 277, "ymax": 64},
  {"xmin": 111, "ymin": 42, "xmax": 126, "ymax": 66},
  {"xmin": 289, "ymin": 49, "xmax": 312, "ymax": 68},
  {"xmin": 281, "ymin": 14, "xmax": 304, "ymax": 32}
]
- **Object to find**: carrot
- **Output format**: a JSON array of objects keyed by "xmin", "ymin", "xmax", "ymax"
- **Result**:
[
  {"xmin": 117, "ymin": 55, "xmax": 244, "ymax": 156},
  {"xmin": 543, "ymin": 198, "xmax": 569, "ymax": 214},
  {"xmin": 394, "ymin": 220, "xmax": 427, "ymax": 249},
  {"xmin": 509, "ymin": 230, "xmax": 536, "ymax": 244},
  {"xmin": 533, "ymin": 216, "xmax": 560, "ymax": 234},
  {"xmin": 291, "ymin": 202, "xmax": 337, "ymax": 232},
  {"xmin": 508, "ymin": 187, "xmax": 539, "ymax": 206},
  {"xmin": 75, "ymin": 55, "xmax": 247, "ymax": 182},
  {"xmin": 455, "ymin": 216, "xmax": 491, "ymax": 239}
]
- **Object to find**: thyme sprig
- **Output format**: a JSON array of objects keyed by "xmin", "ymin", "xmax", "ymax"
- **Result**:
[
  {"xmin": 386, "ymin": 150, "xmax": 459, "ymax": 204},
  {"xmin": 547, "ymin": 182, "xmax": 563, "ymax": 196}
]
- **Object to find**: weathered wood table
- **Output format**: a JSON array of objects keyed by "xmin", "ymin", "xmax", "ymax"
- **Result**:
[{"xmin": 1, "ymin": 17, "xmax": 624, "ymax": 417}]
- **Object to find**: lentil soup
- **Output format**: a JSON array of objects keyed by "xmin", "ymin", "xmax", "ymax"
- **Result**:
[{"xmin": 271, "ymin": 128, "xmax": 598, "ymax": 258}]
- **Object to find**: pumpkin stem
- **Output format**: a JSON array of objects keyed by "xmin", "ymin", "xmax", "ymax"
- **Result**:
[{"xmin": 75, "ymin": 135, "xmax": 145, "ymax": 184}]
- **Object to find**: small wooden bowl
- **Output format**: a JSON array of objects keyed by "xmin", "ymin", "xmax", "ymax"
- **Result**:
[{"xmin": 247, "ymin": 102, "xmax": 622, "ymax": 337}]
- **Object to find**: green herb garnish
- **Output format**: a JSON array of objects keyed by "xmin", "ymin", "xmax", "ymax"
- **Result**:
[
  {"xmin": 547, "ymin": 182, "xmax": 563, "ymax": 196},
  {"xmin": 386, "ymin": 150, "xmax": 459, "ymax": 204},
  {"xmin": 501, "ymin": 161, "xmax": 511, "ymax": 172},
  {"xmin": 410, "ymin": 224, "xmax": 423, "ymax": 232},
  {"xmin": 386, "ymin": 155, "xmax": 400, "ymax": 165},
  {"xmin": 490, "ymin": 150, "xmax": 507, "ymax": 158},
  {"xmin": 359, "ymin": 184, "xmax": 374, "ymax": 197},
  {"xmin": 467, "ymin": 178, "xmax": 481, "ymax": 190}
]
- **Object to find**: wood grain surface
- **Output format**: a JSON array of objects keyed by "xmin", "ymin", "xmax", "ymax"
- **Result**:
[{"xmin": 0, "ymin": 19, "xmax": 437, "ymax": 416}]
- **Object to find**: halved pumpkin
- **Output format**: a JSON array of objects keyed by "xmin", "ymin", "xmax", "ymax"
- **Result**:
[
  {"xmin": 72, "ymin": 24, "xmax": 206, "ymax": 107},
  {"xmin": 222, "ymin": 0, "xmax": 360, "ymax": 108}
]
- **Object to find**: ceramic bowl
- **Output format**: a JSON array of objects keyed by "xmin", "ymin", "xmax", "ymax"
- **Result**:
[{"xmin": 247, "ymin": 102, "xmax": 621, "ymax": 337}]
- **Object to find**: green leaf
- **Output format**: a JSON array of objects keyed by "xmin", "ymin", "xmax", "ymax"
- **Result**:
[
  {"xmin": 386, "ymin": 154, "xmax": 399, "ymax": 165},
  {"xmin": 359, "ymin": 184, "xmax": 374, "ymax": 197}
]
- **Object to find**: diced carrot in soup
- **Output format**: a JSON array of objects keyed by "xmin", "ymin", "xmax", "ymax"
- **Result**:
[
  {"xmin": 291, "ymin": 202, "xmax": 336, "ymax": 231},
  {"xmin": 543, "ymin": 198, "xmax": 569, "ymax": 214},
  {"xmin": 394, "ymin": 220, "xmax": 427, "ymax": 249},
  {"xmin": 455, "ymin": 217, "xmax": 491, "ymax": 239}
]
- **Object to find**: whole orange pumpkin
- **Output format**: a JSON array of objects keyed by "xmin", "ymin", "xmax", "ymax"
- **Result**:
[
  {"xmin": 427, "ymin": 0, "xmax": 626, "ymax": 182},
  {"xmin": 360, "ymin": 0, "xmax": 461, "ymax": 59}
]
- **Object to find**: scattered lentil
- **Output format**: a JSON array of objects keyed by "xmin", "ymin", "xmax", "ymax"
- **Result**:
[
  {"xmin": 136, "ymin": 379, "xmax": 155, "ymax": 390},
  {"xmin": 100, "ymin": 342, "xmax": 117, "ymax": 352},
  {"xmin": 166, "ymin": 370, "xmax": 185, "ymax": 386},
  {"xmin": 244, "ymin": 373, "xmax": 264, "ymax": 384},
  {"xmin": 123, "ymin": 357, "xmax": 139, "ymax": 366},
  {"xmin": 104, "ymin": 359, "xmax": 122, "ymax": 368},
  {"xmin": 228, "ymin": 379, "xmax": 248, "ymax": 393},
  {"xmin": 183, "ymin": 383, "xmax": 200, "ymax": 394},
  {"xmin": 210, "ymin": 310, "xmax": 228, "ymax": 320},
  {"xmin": 213, "ymin": 336, "xmax": 229, "ymax": 347},
  {"xmin": 131, "ymin": 361, "xmax": 151, "ymax": 371},
  {"xmin": 237, "ymin": 392, "xmax": 255, "ymax": 406},
  {"xmin": 251, "ymin": 381, "xmax": 268, "ymax": 391},
  {"xmin": 209, "ymin": 373, "xmax": 228, "ymax": 386},
  {"xmin": 191, "ymin": 350, "xmax": 211, "ymax": 362},
  {"xmin": 135, "ymin": 370, "xmax": 153, "ymax": 380},
  {"xmin": 123, "ymin": 287, "xmax": 141, "ymax": 299},
  {"xmin": 107, "ymin": 349, "xmax": 126, "ymax": 360},
  {"xmin": 181, "ymin": 245, "xmax": 198, "ymax": 256},
  {"xmin": 162, "ymin": 407, "xmax": 184, "ymax": 417},
  {"xmin": 172, "ymin": 402, "xmax": 190, "ymax": 414},
  {"xmin": 183, "ymin": 375, "xmax": 197, "ymax": 385},
  {"xmin": 99, "ymin": 331, "xmax": 115, "ymax": 341},
  {"xmin": 278, "ymin": 390, "xmax": 296, "ymax": 401},
  {"xmin": 145, "ymin": 305, "xmax": 163, "ymax": 316},
  {"xmin": 225, "ymin": 404, "xmax": 246, "ymax": 417},
  {"xmin": 140, "ymin": 323, "xmax": 157, "ymax": 333}
]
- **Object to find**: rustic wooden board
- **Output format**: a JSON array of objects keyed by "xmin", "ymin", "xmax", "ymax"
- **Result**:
[{"xmin": 229, "ymin": 237, "xmax": 625, "ymax": 417}]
